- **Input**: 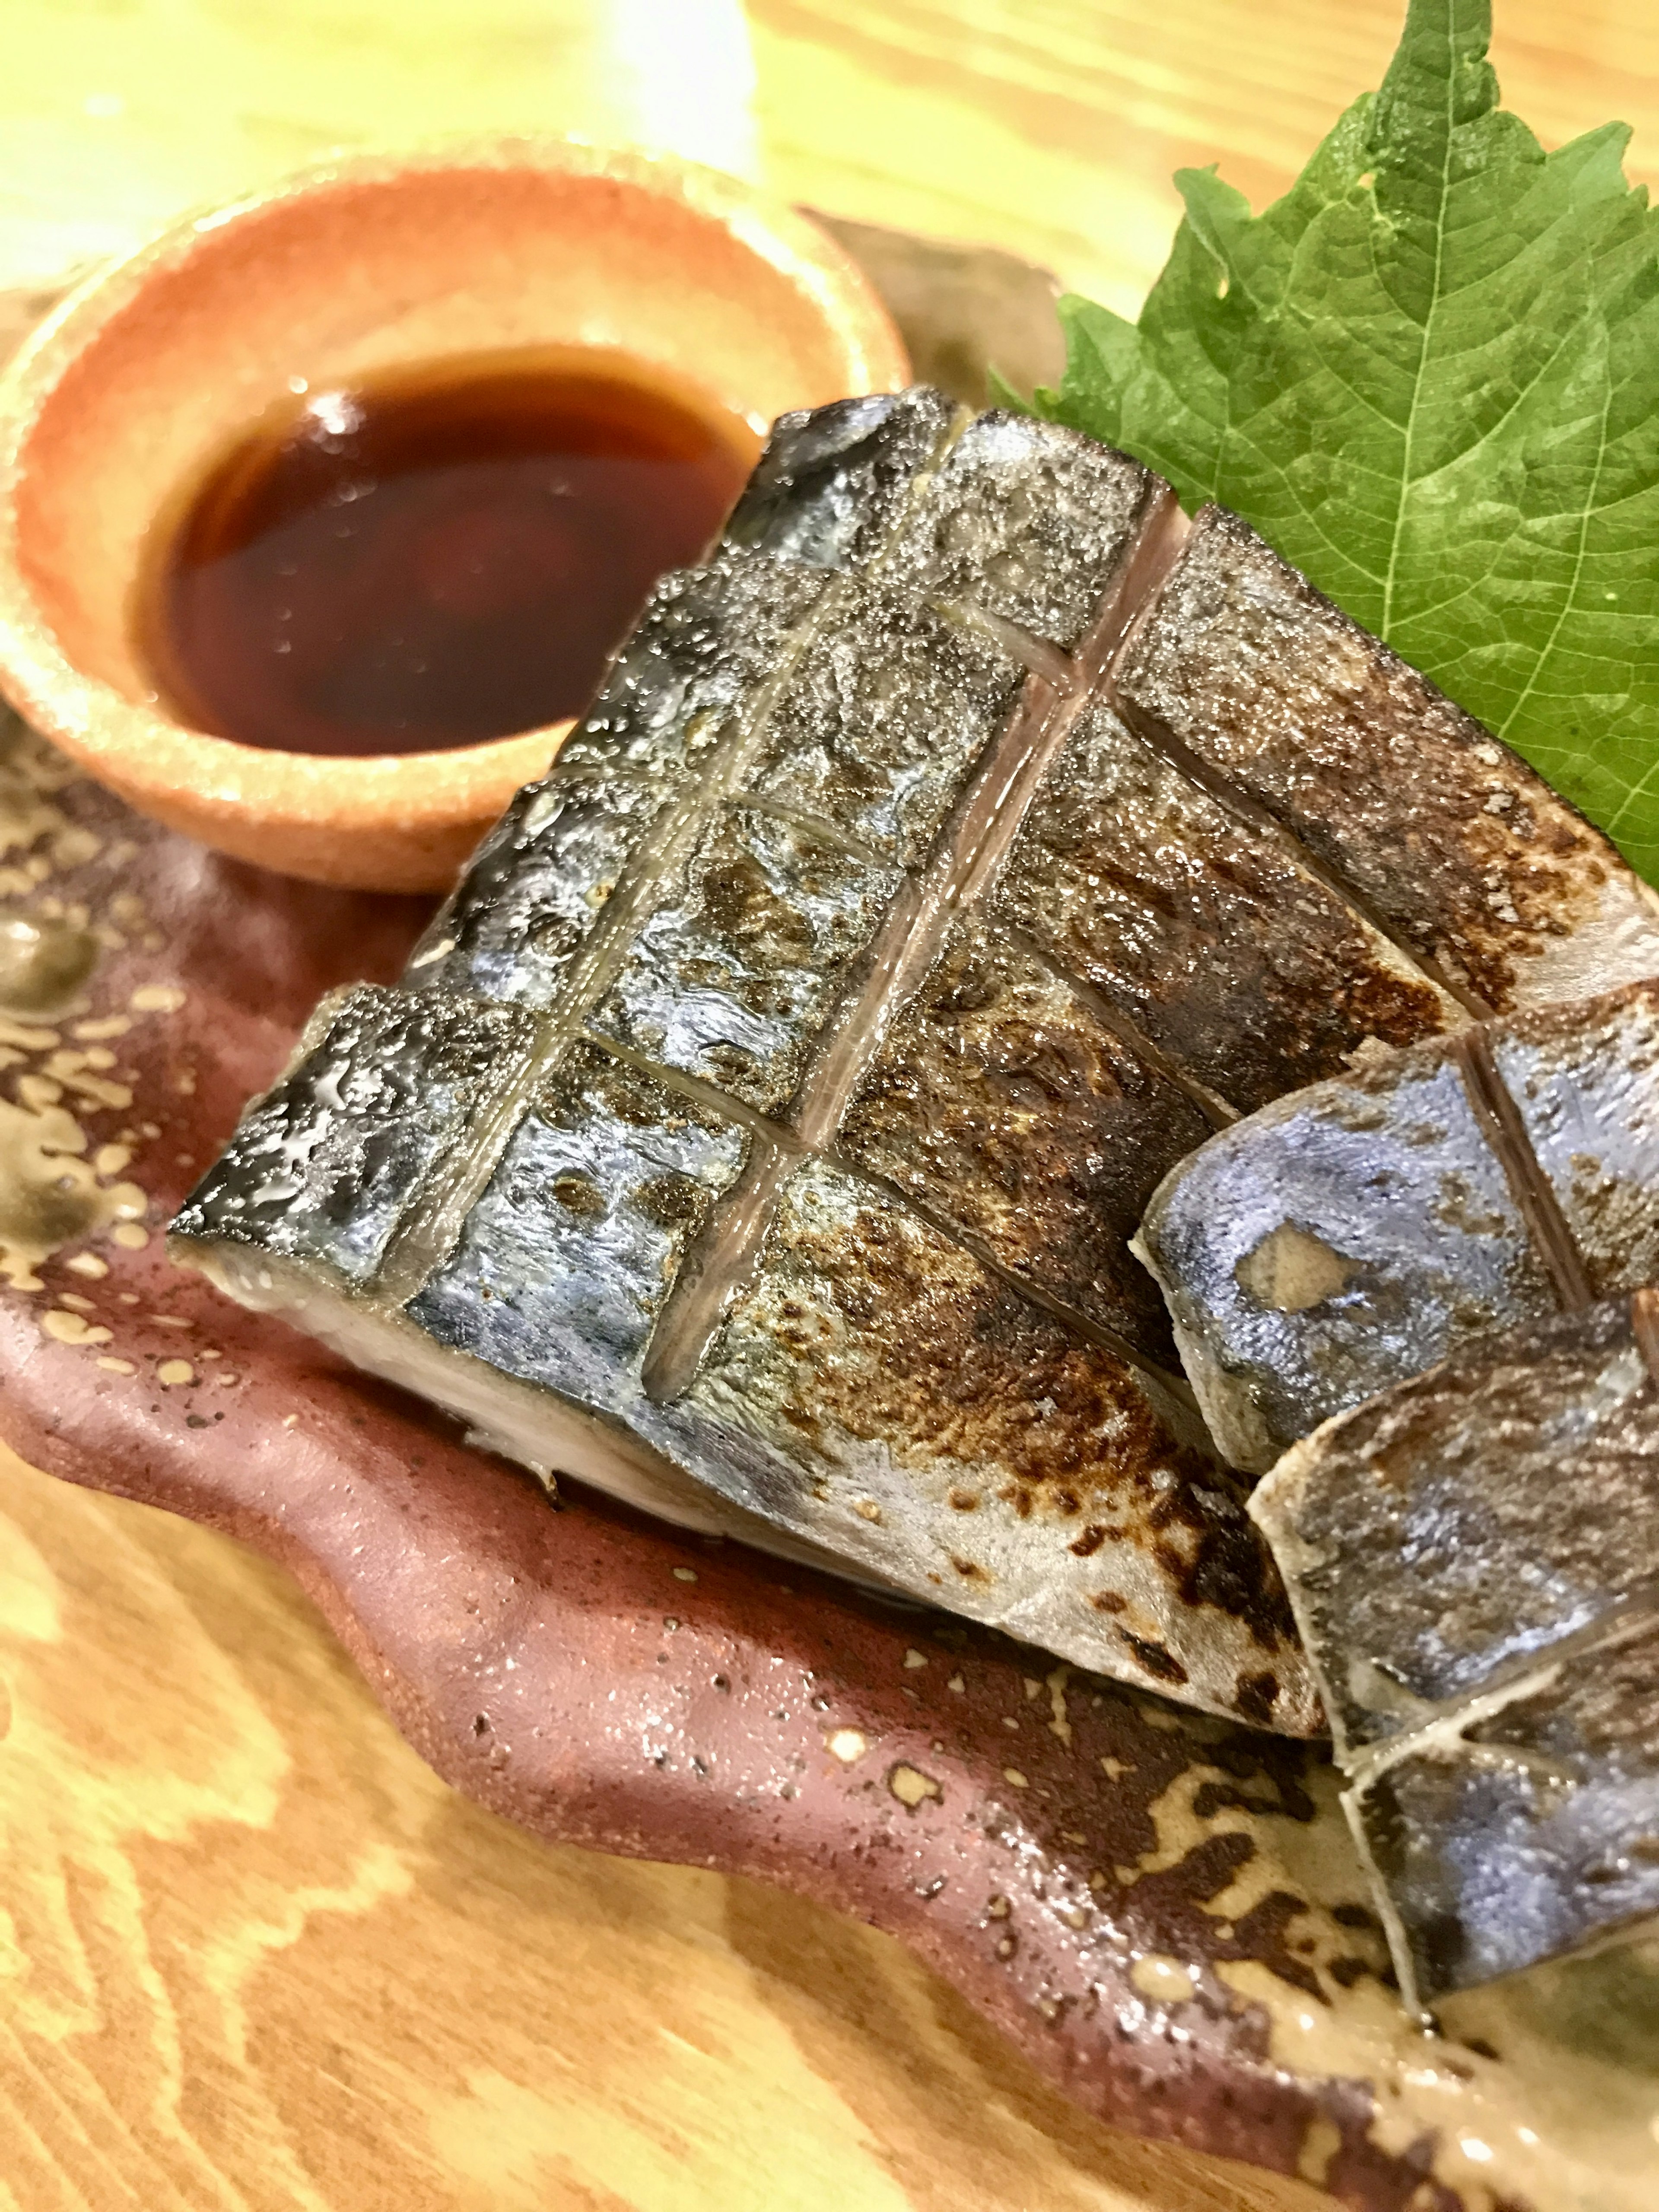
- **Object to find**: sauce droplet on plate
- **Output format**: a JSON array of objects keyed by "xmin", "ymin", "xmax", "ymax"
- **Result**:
[{"xmin": 134, "ymin": 347, "xmax": 758, "ymax": 758}]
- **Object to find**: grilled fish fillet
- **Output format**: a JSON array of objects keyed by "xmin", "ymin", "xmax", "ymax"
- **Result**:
[
  {"xmin": 172, "ymin": 387, "xmax": 1659, "ymax": 1732},
  {"xmin": 1252, "ymin": 1291, "xmax": 1659, "ymax": 2010},
  {"xmin": 1139, "ymin": 978, "xmax": 1659, "ymax": 1471}
]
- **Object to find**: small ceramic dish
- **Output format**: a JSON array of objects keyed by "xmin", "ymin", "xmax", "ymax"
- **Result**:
[{"xmin": 0, "ymin": 139, "xmax": 909, "ymax": 893}]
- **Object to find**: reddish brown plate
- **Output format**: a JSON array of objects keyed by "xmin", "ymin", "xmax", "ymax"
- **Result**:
[{"xmin": 5, "ymin": 703, "xmax": 1651, "ymax": 2212}]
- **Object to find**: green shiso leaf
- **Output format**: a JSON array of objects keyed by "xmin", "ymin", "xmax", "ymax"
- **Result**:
[{"xmin": 1027, "ymin": 0, "xmax": 1659, "ymax": 883}]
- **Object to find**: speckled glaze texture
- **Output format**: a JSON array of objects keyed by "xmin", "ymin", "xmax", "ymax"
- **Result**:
[{"xmin": 11, "ymin": 706, "xmax": 1654, "ymax": 2212}]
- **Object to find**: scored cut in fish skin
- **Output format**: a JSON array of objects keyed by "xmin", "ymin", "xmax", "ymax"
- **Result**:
[
  {"xmin": 1112, "ymin": 503, "xmax": 1659, "ymax": 1015},
  {"xmin": 744, "ymin": 578, "xmax": 1029, "ymax": 868},
  {"xmin": 1489, "ymin": 985, "xmax": 1659, "ymax": 1300},
  {"xmin": 586, "ymin": 801, "xmax": 906, "ymax": 1118},
  {"xmin": 175, "ymin": 386, "xmax": 1659, "ymax": 1733},
  {"xmin": 405, "ymin": 551, "xmax": 838, "ymax": 1007},
  {"xmin": 875, "ymin": 407, "xmax": 1175, "ymax": 650},
  {"xmin": 1250, "ymin": 1293, "xmax": 1659, "ymax": 2009},
  {"xmin": 989, "ymin": 692, "xmax": 1464, "ymax": 1118},
  {"xmin": 837, "ymin": 914, "xmax": 1214, "ymax": 1365},
  {"xmin": 1138, "ymin": 978, "xmax": 1659, "ymax": 1473},
  {"xmin": 181, "ymin": 984, "xmax": 542, "ymax": 1287},
  {"xmin": 416, "ymin": 1138, "xmax": 1301, "ymax": 1710},
  {"xmin": 184, "ymin": 1007, "xmax": 896, "ymax": 1577}
]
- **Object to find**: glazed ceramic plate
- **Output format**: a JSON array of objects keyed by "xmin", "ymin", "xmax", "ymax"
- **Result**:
[{"xmin": 0, "ymin": 232, "xmax": 1655, "ymax": 2212}]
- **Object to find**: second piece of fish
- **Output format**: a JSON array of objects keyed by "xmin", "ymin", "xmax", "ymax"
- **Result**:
[{"xmin": 1138, "ymin": 979, "xmax": 1659, "ymax": 1471}]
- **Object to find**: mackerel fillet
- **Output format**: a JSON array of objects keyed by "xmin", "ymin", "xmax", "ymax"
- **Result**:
[{"xmin": 172, "ymin": 389, "xmax": 1659, "ymax": 1733}]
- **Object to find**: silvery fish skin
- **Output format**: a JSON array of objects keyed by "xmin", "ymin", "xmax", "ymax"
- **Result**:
[
  {"xmin": 1489, "ymin": 984, "xmax": 1659, "ymax": 1299},
  {"xmin": 175, "ymin": 387, "xmax": 1659, "ymax": 1732},
  {"xmin": 1139, "ymin": 980, "xmax": 1659, "ymax": 1472},
  {"xmin": 1115, "ymin": 503, "xmax": 1659, "ymax": 1015},
  {"xmin": 1251, "ymin": 1294, "xmax": 1659, "ymax": 2009}
]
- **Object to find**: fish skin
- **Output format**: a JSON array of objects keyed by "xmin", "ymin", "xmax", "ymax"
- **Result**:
[
  {"xmin": 1490, "ymin": 982, "xmax": 1659, "ymax": 1301},
  {"xmin": 1250, "ymin": 1296, "xmax": 1659, "ymax": 2006},
  {"xmin": 723, "ymin": 388, "xmax": 959, "ymax": 572},
  {"xmin": 409, "ymin": 1041, "xmax": 756, "ymax": 1465},
  {"xmin": 587, "ymin": 802, "xmax": 905, "ymax": 1117},
  {"xmin": 1113, "ymin": 503, "xmax": 1659, "ymax": 1014},
  {"xmin": 878, "ymin": 408, "xmax": 1168, "ymax": 650},
  {"xmin": 1140, "ymin": 981, "xmax": 1659, "ymax": 1471},
  {"xmin": 991, "ymin": 694, "xmax": 1463, "ymax": 1116},
  {"xmin": 403, "ymin": 1075, "xmax": 1315, "ymax": 1724},
  {"xmin": 1137, "ymin": 1045, "xmax": 1554, "ymax": 1473},
  {"xmin": 745, "ymin": 578, "xmax": 1027, "ymax": 868},
  {"xmin": 405, "ymin": 770, "xmax": 666, "ymax": 1010},
  {"xmin": 1251, "ymin": 1296, "xmax": 1659, "ymax": 1758},
  {"xmin": 676, "ymin": 1156, "xmax": 1312, "ymax": 1724},
  {"xmin": 1351, "ymin": 1611, "xmax": 1659, "ymax": 2012},
  {"xmin": 725, "ymin": 394, "xmax": 1168, "ymax": 655},
  {"xmin": 553, "ymin": 553, "xmax": 838, "ymax": 787},
  {"xmin": 406, "ymin": 553, "xmax": 836, "ymax": 1007},
  {"xmin": 171, "ymin": 984, "xmax": 538, "ymax": 1286},
  {"xmin": 838, "ymin": 915, "xmax": 1211, "ymax": 1362}
]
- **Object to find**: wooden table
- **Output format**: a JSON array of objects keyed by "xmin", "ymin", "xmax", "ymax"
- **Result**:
[{"xmin": 2, "ymin": 5, "xmax": 1656, "ymax": 2206}]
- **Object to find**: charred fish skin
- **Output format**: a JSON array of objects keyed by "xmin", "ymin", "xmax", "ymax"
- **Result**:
[
  {"xmin": 410, "ymin": 1124, "xmax": 1315, "ymax": 1726},
  {"xmin": 1249, "ymin": 1294, "xmax": 1659, "ymax": 2008},
  {"xmin": 1112, "ymin": 503, "xmax": 1659, "ymax": 1014},
  {"xmin": 1140, "ymin": 980, "xmax": 1659, "ymax": 1471},
  {"xmin": 745, "ymin": 578, "xmax": 1027, "ymax": 868},
  {"xmin": 1136, "ymin": 1044, "xmax": 1555, "ymax": 1473},
  {"xmin": 725, "ymin": 391, "xmax": 1172, "ymax": 652},
  {"xmin": 680, "ymin": 1156, "xmax": 1311, "ymax": 1726},
  {"xmin": 723, "ymin": 388, "xmax": 960, "ymax": 572},
  {"xmin": 171, "ymin": 984, "xmax": 538, "ymax": 1287},
  {"xmin": 185, "ymin": 383, "xmax": 1659, "ymax": 1732},
  {"xmin": 175, "ymin": 389, "xmax": 1329, "ymax": 1732},
  {"xmin": 586, "ymin": 801, "xmax": 905, "ymax": 1118},
  {"xmin": 990, "ymin": 693, "xmax": 1462, "ymax": 1119},
  {"xmin": 878, "ymin": 407, "xmax": 1171, "ymax": 651},
  {"xmin": 836, "ymin": 914, "xmax": 1214, "ymax": 1362},
  {"xmin": 405, "ymin": 770, "xmax": 665, "ymax": 1011}
]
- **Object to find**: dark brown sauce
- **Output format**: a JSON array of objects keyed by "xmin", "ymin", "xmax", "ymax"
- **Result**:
[{"xmin": 134, "ymin": 346, "xmax": 758, "ymax": 757}]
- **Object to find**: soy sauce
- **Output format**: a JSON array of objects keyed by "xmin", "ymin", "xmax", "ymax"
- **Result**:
[{"xmin": 135, "ymin": 347, "xmax": 758, "ymax": 757}]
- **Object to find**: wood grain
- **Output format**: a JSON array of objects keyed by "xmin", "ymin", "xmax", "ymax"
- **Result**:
[
  {"xmin": 0, "ymin": 1442, "xmax": 1324, "ymax": 2212},
  {"xmin": 748, "ymin": 0, "xmax": 1659, "ymax": 315},
  {"xmin": 2, "ymin": 2, "xmax": 1657, "ymax": 2203}
]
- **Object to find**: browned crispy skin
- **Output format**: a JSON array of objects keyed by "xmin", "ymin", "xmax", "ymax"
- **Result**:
[
  {"xmin": 177, "ymin": 388, "xmax": 1659, "ymax": 1738},
  {"xmin": 993, "ymin": 695, "xmax": 1461, "ymax": 1115},
  {"xmin": 1113, "ymin": 505, "xmax": 1659, "ymax": 1015}
]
